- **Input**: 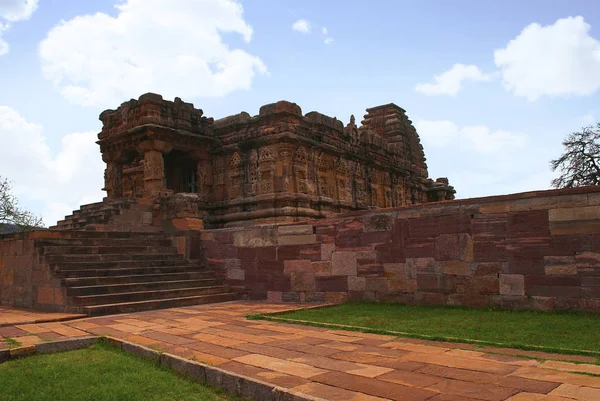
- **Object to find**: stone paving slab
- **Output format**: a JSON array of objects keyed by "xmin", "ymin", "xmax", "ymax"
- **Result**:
[
  {"xmin": 1, "ymin": 301, "xmax": 600, "ymax": 400},
  {"xmin": 0, "ymin": 306, "xmax": 84, "ymax": 327}
]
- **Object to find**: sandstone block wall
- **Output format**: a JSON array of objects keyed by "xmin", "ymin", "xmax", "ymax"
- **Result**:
[
  {"xmin": 200, "ymin": 186, "xmax": 600, "ymax": 312},
  {"xmin": 0, "ymin": 231, "xmax": 66, "ymax": 312}
]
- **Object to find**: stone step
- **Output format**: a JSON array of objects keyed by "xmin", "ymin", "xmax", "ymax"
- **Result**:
[
  {"xmin": 42, "ymin": 243, "xmax": 177, "ymax": 255},
  {"xmin": 56, "ymin": 265, "xmax": 202, "ymax": 278},
  {"xmin": 51, "ymin": 259, "xmax": 194, "ymax": 270},
  {"xmin": 67, "ymin": 278, "xmax": 224, "ymax": 296},
  {"xmin": 80, "ymin": 292, "xmax": 240, "ymax": 316},
  {"xmin": 45, "ymin": 253, "xmax": 184, "ymax": 264},
  {"xmin": 46, "ymin": 231, "xmax": 166, "ymax": 239},
  {"xmin": 70, "ymin": 285, "xmax": 231, "ymax": 306},
  {"xmin": 62, "ymin": 271, "xmax": 218, "ymax": 286},
  {"xmin": 36, "ymin": 238, "xmax": 173, "ymax": 247},
  {"xmin": 42, "ymin": 245, "xmax": 177, "ymax": 255}
]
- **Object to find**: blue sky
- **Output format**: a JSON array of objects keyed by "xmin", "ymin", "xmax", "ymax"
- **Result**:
[{"xmin": 1, "ymin": 0, "xmax": 599, "ymax": 226}]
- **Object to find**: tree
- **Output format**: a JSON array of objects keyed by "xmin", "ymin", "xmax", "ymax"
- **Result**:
[
  {"xmin": 0, "ymin": 176, "xmax": 44, "ymax": 232},
  {"xmin": 551, "ymin": 123, "xmax": 600, "ymax": 189}
]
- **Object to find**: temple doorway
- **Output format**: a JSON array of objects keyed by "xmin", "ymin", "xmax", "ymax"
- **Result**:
[{"xmin": 164, "ymin": 150, "xmax": 198, "ymax": 194}]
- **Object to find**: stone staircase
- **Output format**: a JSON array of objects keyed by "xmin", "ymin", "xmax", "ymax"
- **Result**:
[
  {"xmin": 49, "ymin": 198, "xmax": 156, "ymax": 232},
  {"xmin": 37, "ymin": 231, "xmax": 238, "ymax": 316}
]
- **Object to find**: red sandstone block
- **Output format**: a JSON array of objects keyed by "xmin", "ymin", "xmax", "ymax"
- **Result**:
[
  {"xmin": 505, "ymin": 256, "xmax": 545, "ymax": 275},
  {"xmin": 490, "ymin": 295, "xmax": 530, "ymax": 310},
  {"xmin": 582, "ymin": 286, "xmax": 600, "ymax": 298},
  {"xmin": 290, "ymin": 272, "xmax": 315, "ymax": 292},
  {"xmin": 455, "ymin": 276, "xmax": 499, "ymax": 295},
  {"xmin": 499, "ymin": 274, "xmax": 525, "ymax": 296},
  {"xmin": 315, "ymin": 276, "xmax": 348, "ymax": 292},
  {"xmin": 268, "ymin": 275, "xmax": 291, "ymax": 291},
  {"xmin": 331, "ymin": 251, "xmax": 357, "ymax": 275},
  {"xmin": 36, "ymin": 287, "xmax": 54, "ymax": 304},
  {"xmin": 437, "ymin": 214, "xmax": 472, "ymax": 235},
  {"xmin": 470, "ymin": 262, "xmax": 503, "ymax": 276},
  {"xmin": 392, "ymin": 220, "xmax": 409, "ymax": 243},
  {"xmin": 446, "ymin": 294, "xmax": 490, "ymax": 308},
  {"xmin": 267, "ymin": 291, "xmax": 283, "ymax": 302},
  {"xmin": 404, "ymin": 239, "xmax": 435, "ymax": 258},
  {"xmin": 281, "ymin": 291, "xmax": 301, "ymax": 302},
  {"xmin": 550, "ymin": 235, "xmax": 591, "ymax": 255},
  {"xmin": 416, "ymin": 274, "xmax": 456, "ymax": 294},
  {"xmin": 203, "ymin": 241, "xmax": 226, "ymax": 259},
  {"xmin": 357, "ymin": 263, "xmax": 385, "ymax": 277},
  {"xmin": 361, "ymin": 231, "xmax": 392, "ymax": 246},
  {"xmin": 407, "ymin": 257, "xmax": 441, "ymax": 275},
  {"xmin": 507, "ymin": 210, "xmax": 549, "ymax": 237},
  {"xmin": 408, "ymin": 217, "xmax": 439, "ymax": 238},
  {"xmin": 258, "ymin": 260, "xmax": 284, "ymax": 272},
  {"xmin": 335, "ymin": 229, "xmax": 363, "ymax": 248},
  {"xmin": 582, "ymin": 277, "xmax": 600, "ymax": 286},
  {"xmin": 472, "ymin": 216, "xmax": 507, "ymax": 239},
  {"xmin": 375, "ymin": 244, "xmax": 405, "ymax": 263},
  {"xmin": 256, "ymin": 246, "xmax": 277, "ymax": 261},
  {"xmin": 525, "ymin": 275, "xmax": 580, "ymax": 288},
  {"xmin": 211, "ymin": 230, "xmax": 233, "ymax": 244},
  {"xmin": 276, "ymin": 245, "xmax": 301, "ymax": 260},
  {"xmin": 473, "ymin": 240, "xmax": 507, "ymax": 262},
  {"xmin": 414, "ymin": 291, "xmax": 446, "ymax": 305},
  {"xmin": 237, "ymin": 247, "xmax": 258, "ymax": 262},
  {"xmin": 283, "ymin": 259, "xmax": 311, "ymax": 274},
  {"xmin": 555, "ymin": 297, "xmax": 584, "ymax": 310},
  {"xmin": 365, "ymin": 277, "xmax": 389, "ymax": 292}
]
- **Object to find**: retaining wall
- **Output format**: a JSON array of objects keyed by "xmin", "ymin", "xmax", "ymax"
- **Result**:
[{"xmin": 200, "ymin": 186, "xmax": 600, "ymax": 312}]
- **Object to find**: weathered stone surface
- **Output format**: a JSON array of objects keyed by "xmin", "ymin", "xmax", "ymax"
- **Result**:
[
  {"xmin": 277, "ymin": 225, "xmax": 314, "ymax": 235},
  {"xmin": 549, "ymin": 205, "xmax": 600, "ymax": 222},
  {"xmin": 499, "ymin": 274, "xmax": 524, "ymax": 296},
  {"xmin": 283, "ymin": 260, "xmax": 311, "ymax": 274},
  {"xmin": 234, "ymin": 230, "xmax": 277, "ymax": 248},
  {"xmin": 331, "ymin": 252, "xmax": 357, "ymax": 275},
  {"xmin": 320, "ymin": 243, "xmax": 336, "ymax": 261},
  {"xmin": 311, "ymin": 261, "xmax": 333, "ymax": 276},
  {"xmin": 278, "ymin": 234, "xmax": 317, "ymax": 245}
]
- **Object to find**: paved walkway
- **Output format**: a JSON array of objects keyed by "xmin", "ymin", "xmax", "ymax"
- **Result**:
[
  {"xmin": 0, "ymin": 306, "xmax": 83, "ymax": 327},
  {"xmin": 2, "ymin": 302, "xmax": 600, "ymax": 400}
]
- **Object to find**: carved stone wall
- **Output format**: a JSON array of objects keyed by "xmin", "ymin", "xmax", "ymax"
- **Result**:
[{"xmin": 97, "ymin": 93, "xmax": 455, "ymax": 228}]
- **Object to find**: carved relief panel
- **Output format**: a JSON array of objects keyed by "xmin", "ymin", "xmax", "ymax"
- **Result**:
[{"xmin": 258, "ymin": 146, "xmax": 275, "ymax": 195}]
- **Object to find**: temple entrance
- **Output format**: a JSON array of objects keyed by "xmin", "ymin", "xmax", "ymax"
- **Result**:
[{"xmin": 164, "ymin": 150, "xmax": 198, "ymax": 194}]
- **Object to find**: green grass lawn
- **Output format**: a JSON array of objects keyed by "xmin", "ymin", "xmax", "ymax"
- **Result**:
[
  {"xmin": 0, "ymin": 342, "xmax": 247, "ymax": 401},
  {"xmin": 258, "ymin": 302, "xmax": 600, "ymax": 355}
]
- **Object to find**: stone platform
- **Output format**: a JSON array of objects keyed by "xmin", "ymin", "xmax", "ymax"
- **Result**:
[{"xmin": 1, "ymin": 301, "xmax": 599, "ymax": 400}]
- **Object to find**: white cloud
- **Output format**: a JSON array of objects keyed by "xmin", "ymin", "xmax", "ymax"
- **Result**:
[
  {"xmin": 39, "ymin": 0, "xmax": 267, "ymax": 107},
  {"xmin": 0, "ymin": 106, "xmax": 104, "ymax": 226},
  {"xmin": 416, "ymin": 120, "xmax": 526, "ymax": 153},
  {"xmin": 415, "ymin": 64, "xmax": 489, "ymax": 96},
  {"xmin": 577, "ymin": 111, "xmax": 597, "ymax": 126},
  {"xmin": 324, "ymin": 37, "xmax": 333, "ymax": 45},
  {"xmin": 494, "ymin": 16, "xmax": 600, "ymax": 101},
  {"xmin": 322, "ymin": 27, "xmax": 328, "ymax": 35},
  {"xmin": 415, "ymin": 120, "xmax": 458, "ymax": 146},
  {"xmin": 416, "ymin": 119, "xmax": 554, "ymax": 198},
  {"xmin": 292, "ymin": 19, "xmax": 310, "ymax": 34},
  {"xmin": 0, "ymin": 0, "xmax": 37, "ymax": 22},
  {"xmin": 0, "ymin": 0, "xmax": 38, "ymax": 55}
]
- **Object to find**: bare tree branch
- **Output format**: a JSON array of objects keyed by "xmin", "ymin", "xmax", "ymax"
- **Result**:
[
  {"xmin": 551, "ymin": 123, "xmax": 600, "ymax": 189},
  {"xmin": 0, "ymin": 176, "xmax": 44, "ymax": 233}
]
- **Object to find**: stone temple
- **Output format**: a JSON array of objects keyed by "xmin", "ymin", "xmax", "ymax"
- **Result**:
[{"xmin": 98, "ymin": 93, "xmax": 454, "ymax": 229}]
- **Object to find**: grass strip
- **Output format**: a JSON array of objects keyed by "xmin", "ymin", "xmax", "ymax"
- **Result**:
[
  {"xmin": 0, "ymin": 340, "xmax": 247, "ymax": 401},
  {"xmin": 247, "ymin": 302, "xmax": 600, "ymax": 360}
]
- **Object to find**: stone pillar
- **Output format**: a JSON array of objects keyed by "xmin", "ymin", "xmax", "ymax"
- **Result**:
[
  {"xmin": 143, "ymin": 150, "xmax": 165, "ymax": 198},
  {"xmin": 102, "ymin": 152, "xmax": 123, "ymax": 199},
  {"xmin": 276, "ymin": 145, "xmax": 293, "ymax": 192}
]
